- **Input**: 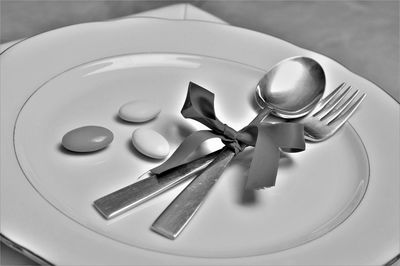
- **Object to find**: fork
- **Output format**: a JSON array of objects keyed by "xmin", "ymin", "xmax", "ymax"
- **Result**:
[
  {"xmin": 151, "ymin": 82, "xmax": 366, "ymax": 239},
  {"xmin": 301, "ymin": 82, "xmax": 366, "ymax": 142},
  {"xmin": 94, "ymin": 83, "xmax": 366, "ymax": 222}
]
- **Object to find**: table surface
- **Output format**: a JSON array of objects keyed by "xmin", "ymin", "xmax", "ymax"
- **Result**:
[{"xmin": 1, "ymin": 1, "xmax": 399, "ymax": 265}]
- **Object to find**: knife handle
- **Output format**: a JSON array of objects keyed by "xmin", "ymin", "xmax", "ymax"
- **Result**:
[
  {"xmin": 151, "ymin": 147, "xmax": 235, "ymax": 239},
  {"xmin": 93, "ymin": 150, "xmax": 220, "ymax": 219}
]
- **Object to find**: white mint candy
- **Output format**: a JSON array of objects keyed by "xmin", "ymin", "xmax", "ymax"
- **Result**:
[
  {"xmin": 132, "ymin": 128, "xmax": 169, "ymax": 159},
  {"xmin": 118, "ymin": 100, "xmax": 161, "ymax": 123}
]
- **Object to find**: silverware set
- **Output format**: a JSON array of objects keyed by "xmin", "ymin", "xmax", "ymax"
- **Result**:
[{"xmin": 93, "ymin": 57, "xmax": 366, "ymax": 239}]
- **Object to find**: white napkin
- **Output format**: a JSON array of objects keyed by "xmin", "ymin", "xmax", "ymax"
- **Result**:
[{"xmin": 0, "ymin": 4, "xmax": 226, "ymax": 53}]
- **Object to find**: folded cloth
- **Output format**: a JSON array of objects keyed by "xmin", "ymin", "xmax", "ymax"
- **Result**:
[{"xmin": 0, "ymin": 4, "xmax": 226, "ymax": 53}]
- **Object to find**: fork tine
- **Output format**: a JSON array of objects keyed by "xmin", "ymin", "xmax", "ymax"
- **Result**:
[
  {"xmin": 312, "ymin": 82, "xmax": 346, "ymax": 114},
  {"xmin": 328, "ymin": 93, "xmax": 366, "ymax": 128},
  {"xmin": 324, "ymin": 89, "xmax": 359, "ymax": 124},
  {"xmin": 315, "ymin": 85, "xmax": 352, "ymax": 119}
]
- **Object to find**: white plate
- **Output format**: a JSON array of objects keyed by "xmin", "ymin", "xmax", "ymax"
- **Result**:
[
  {"xmin": 1, "ymin": 18, "xmax": 399, "ymax": 265},
  {"xmin": 14, "ymin": 53, "xmax": 370, "ymax": 258}
]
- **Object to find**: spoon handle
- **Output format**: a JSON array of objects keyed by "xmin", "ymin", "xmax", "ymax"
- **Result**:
[{"xmin": 248, "ymin": 107, "xmax": 271, "ymax": 126}]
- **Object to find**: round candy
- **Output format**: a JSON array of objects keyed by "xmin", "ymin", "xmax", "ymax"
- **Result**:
[
  {"xmin": 132, "ymin": 128, "xmax": 169, "ymax": 159},
  {"xmin": 118, "ymin": 100, "xmax": 161, "ymax": 123},
  {"xmin": 62, "ymin": 126, "xmax": 113, "ymax": 153}
]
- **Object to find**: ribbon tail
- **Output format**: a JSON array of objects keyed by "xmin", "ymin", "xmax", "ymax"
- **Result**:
[
  {"xmin": 151, "ymin": 130, "xmax": 222, "ymax": 175},
  {"xmin": 244, "ymin": 122, "xmax": 305, "ymax": 190},
  {"xmin": 245, "ymin": 128, "xmax": 280, "ymax": 190},
  {"xmin": 266, "ymin": 122, "xmax": 305, "ymax": 152}
]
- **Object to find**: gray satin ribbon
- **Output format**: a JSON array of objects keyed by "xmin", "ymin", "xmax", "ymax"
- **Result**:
[{"xmin": 152, "ymin": 82, "xmax": 305, "ymax": 189}]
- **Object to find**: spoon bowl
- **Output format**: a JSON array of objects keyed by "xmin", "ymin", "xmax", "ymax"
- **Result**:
[{"xmin": 255, "ymin": 56, "xmax": 326, "ymax": 119}]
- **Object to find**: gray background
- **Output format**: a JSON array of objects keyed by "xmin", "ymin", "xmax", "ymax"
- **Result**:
[{"xmin": 1, "ymin": 1, "xmax": 399, "ymax": 265}]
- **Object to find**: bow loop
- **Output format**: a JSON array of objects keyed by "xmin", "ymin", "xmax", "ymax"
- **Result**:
[{"xmin": 181, "ymin": 82, "xmax": 223, "ymax": 131}]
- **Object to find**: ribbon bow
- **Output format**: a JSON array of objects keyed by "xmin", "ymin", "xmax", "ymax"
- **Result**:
[{"xmin": 152, "ymin": 82, "xmax": 305, "ymax": 189}]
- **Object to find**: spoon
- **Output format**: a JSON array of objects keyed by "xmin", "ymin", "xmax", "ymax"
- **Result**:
[
  {"xmin": 255, "ymin": 56, "xmax": 325, "ymax": 119},
  {"xmin": 151, "ymin": 56, "xmax": 326, "ymax": 239}
]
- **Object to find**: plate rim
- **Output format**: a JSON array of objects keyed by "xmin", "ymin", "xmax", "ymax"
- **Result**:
[
  {"xmin": 1, "ymin": 17, "xmax": 399, "ymax": 265},
  {"xmin": 2, "ymin": 16, "xmax": 399, "ymax": 105}
]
